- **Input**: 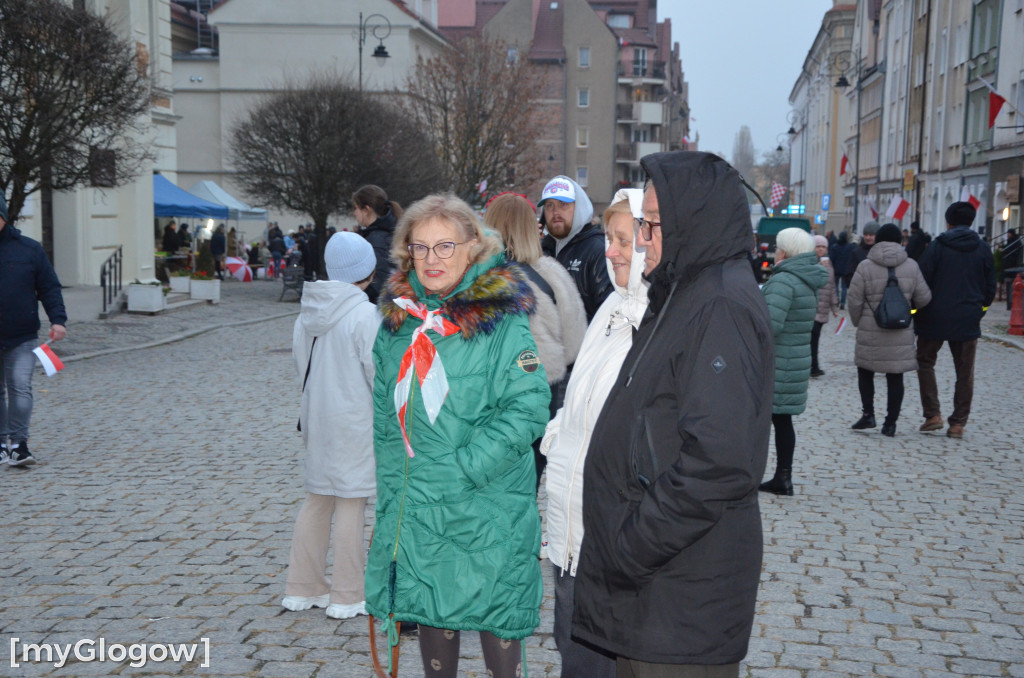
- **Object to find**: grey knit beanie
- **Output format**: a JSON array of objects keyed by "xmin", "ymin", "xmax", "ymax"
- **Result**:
[{"xmin": 324, "ymin": 232, "xmax": 376, "ymax": 283}]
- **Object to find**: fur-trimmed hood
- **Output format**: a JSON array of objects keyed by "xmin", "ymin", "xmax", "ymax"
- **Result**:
[{"xmin": 379, "ymin": 255, "xmax": 535, "ymax": 339}]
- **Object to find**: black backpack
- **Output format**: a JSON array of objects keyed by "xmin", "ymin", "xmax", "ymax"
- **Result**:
[{"xmin": 872, "ymin": 267, "xmax": 912, "ymax": 329}]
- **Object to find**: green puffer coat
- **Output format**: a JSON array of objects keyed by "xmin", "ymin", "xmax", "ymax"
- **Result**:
[
  {"xmin": 366, "ymin": 253, "xmax": 550, "ymax": 639},
  {"xmin": 762, "ymin": 251, "xmax": 828, "ymax": 414}
]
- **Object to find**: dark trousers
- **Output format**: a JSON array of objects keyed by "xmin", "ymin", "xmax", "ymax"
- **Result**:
[
  {"xmin": 810, "ymin": 321, "xmax": 824, "ymax": 371},
  {"xmin": 916, "ymin": 337, "xmax": 977, "ymax": 426},
  {"xmin": 553, "ymin": 565, "xmax": 616, "ymax": 678},
  {"xmin": 771, "ymin": 413, "xmax": 795, "ymax": 471},
  {"xmin": 857, "ymin": 368, "xmax": 904, "ymax": 423},
  {"xmin": 617, "ymin": 657, "xmax": 740, "ymax": 678}
]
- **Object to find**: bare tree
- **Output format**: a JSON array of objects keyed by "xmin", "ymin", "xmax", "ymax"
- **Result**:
[
  {"xmin": 229, "ymin": 73, "xmax": 440, "ymax": 278},
  {"xmin": 731, "ymin": 126, "xmax": 757, "ymax": 184},
  {"xmin": 404, "ymin": 36, "xmax": 547, "ymax": 206},
  {"xmin": 0, "ymin": 0, "xmax": 152, "ymax": 226}
]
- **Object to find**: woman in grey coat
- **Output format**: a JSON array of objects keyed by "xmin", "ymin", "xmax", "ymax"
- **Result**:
[{"xmin": 847, "ymin": 223, "xmax": 931, "ymax": 436}]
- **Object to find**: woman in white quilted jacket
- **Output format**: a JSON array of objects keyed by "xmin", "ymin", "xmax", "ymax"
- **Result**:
[{"xmin": 539, "ymin": 188, "xmax": 647, "ymax": 678}]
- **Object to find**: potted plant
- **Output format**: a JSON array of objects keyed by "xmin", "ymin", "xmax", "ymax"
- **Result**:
[
  {"xmin": 190, "ymin": 241, "xmax": 221, "ymax": 303},
  {"xmin": 168, "ymin": 268, "xmax": 191, "ymax": 294},
  {"xmin": 127, "ymin": 279, "xmax": 166, "ymax": 313}
]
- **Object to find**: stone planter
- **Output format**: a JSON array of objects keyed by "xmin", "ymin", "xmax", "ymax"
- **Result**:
[
  {"xmin": 190, "ymin": 278, "xmax": 221, "ymax": 303},
  {"xmin": 127, "ymin": 284, "xmax": 166, "ymax": 313},
  {"xmin": 168, "ymin": 276, "xmax": 191, "ymax": 294}
]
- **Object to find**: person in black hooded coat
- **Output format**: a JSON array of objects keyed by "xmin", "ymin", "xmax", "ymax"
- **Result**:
[{"xmin": 572, "ymin": 151, "xmax": 774, "ymax": 675}]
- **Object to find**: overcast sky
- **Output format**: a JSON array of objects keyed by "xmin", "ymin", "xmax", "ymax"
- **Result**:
[{"xmin": 661, "ymin": 0, "xmax": 835, "ymax": 162}]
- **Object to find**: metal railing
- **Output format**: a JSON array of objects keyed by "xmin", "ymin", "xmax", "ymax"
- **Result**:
[{"xmin": 100, "ymin": 246, "xmax": 123, "ymax": 314}]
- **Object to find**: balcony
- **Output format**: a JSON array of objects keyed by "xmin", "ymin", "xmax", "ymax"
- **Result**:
[
  {"xmin": 616, "ymin": 104, "xmax": 634, "ymax": 121},
  {"xmin": 615, "ymin": 141, "xmax": 664, "ymax": 163},
  {"xmin": 617, "ymin": 61, "xmax": 667, "ymax": 82}
]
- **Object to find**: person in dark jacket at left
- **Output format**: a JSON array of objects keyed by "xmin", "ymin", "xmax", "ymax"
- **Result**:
[
  {"xmin": 0, "ymin": 193, "xmax": 67, "ymax": 466},
  {"xmin": 759, "ymin": 228, "xmax": 828, "ymax": 496},
  {"xmin": 573, "ymin": 151, "xmax": 774, "ymax": 677},
  {"xmin": 539, "ymin": 176, "xmax": 613, "ymax": 321}
]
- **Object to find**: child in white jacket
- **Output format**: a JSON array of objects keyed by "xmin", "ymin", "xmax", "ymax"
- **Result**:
[{"xmin": 283, "ymin": 232, "xmax": 382, "ymax": 619}]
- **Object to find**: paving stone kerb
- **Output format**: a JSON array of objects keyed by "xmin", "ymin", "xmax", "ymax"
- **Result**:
[{"xmin": 5, "ymin": 284, "xmax": 1023, "ymax": 677}]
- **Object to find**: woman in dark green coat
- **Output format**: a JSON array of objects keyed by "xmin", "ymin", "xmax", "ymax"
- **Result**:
[
  {"xmin": 759, "ymin": 228, "xmax": 827, "ymax": 496},
  {"xmin": 367, "ymin": 194, "xmax": 550, "ymax": 678}
]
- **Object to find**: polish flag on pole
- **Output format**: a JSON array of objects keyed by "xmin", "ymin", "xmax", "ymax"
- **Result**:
[
  {"xmin": 840, "ymin": 153, "xmax": 849, "ymax": 176},
  {"xmin": 886, "ymin": 195, "xmax": 911, "ymax": 220},
  {"xmin": 867, "ymin": 197, "xmax": 879, "ymax": 220},
  {"xmin": 989, "ymin": 91, "xmax": 1006, "ymax": 128},
  {"xmin": 959, "ymin": 187, "xmax": 981, "ymax": 209},
  {"xmin": 477, "ymin": 179, "xmax": 488, "ymax": 195},
  {"xmin": 32, "ymin": 342, "xmax": 64, "ymax": 377}
]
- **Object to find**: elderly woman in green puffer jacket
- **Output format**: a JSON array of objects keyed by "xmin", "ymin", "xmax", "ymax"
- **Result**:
[
  {"xmin": 759, "ymin": 228, "xmax": 828, "ymax": 496},
  {"xmin": 367, "ymin": 194, "xmax": 550, "ymax": 678}
]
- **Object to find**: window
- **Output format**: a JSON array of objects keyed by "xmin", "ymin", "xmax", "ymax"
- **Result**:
[
  {"xmin": 507, "ymin": 47, "xmax": 518, "ymax": 64},
  {"xmin": 578, "ymin": 46, "xmax": 590, "ymax": 68},
  {"xmin": 576, "ymin": 166, "xmax": 588, "ymax": 188},
  {"xmin": 1017, "ymin": 77, "xmax": 1024, "ymax": 133},
  {"xmin": 607, "ymin": 14, "xmax": 629, "ymax": 28},
  {"xmin": 633, "ymin": 48, "xmax": 648, "ymax": 77},
  {"xmin": 89, "ymin": 147, "xmax": 116, "ymax": 187},
  {"xmin": 939, "ymin": 28, "xmax": 947, "ymax": 76},
  {"xmin": 578, "ymin": 88, "xmax": 589, "ymax": 108},
  {"xmin": 577, "ymin": 127, "xmax": 589, "ymax": 148}
]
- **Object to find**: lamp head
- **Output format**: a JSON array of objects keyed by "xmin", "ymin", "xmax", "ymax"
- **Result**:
[
  {"xmin": 373, "ymin": 43, "xmax": 390, "ymax": 63},
  {"xmin": 835, "ymin": 74, "xmax": 850, "ymax": 89}
]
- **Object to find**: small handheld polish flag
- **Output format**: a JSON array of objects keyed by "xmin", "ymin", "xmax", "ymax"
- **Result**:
[
  {"xmin": 33, "ymin": 342, "xmax": 65, "ymax": 377},
  {"xmin": 834, "ymin": 316, "xmax": 847, "ymax": 336}
]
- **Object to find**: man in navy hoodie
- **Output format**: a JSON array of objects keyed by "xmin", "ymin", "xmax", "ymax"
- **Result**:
[
  {"xmin": 914, "ymin": 201, "xmax": 995, "ymax": 439},
  {"xmin": 0, "ymin": 193, "xmax": 67, "ymax": 466}
]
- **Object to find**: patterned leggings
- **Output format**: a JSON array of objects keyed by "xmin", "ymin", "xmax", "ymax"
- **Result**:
[{"xmin": 418, "ymin": 625, "xmax": 522, "ymax": 678}]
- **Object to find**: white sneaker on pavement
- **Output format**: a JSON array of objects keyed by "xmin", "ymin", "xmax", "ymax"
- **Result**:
[
  {"xmin": 326, "ymin": 601, "xmax": 366, "ymax": 620},
  {"xmin": 281, "ymin": 594, "xmax": 329, "ymax": 611}
]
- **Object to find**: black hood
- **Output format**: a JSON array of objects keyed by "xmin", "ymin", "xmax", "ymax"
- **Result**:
[
  {"xmin": 640, "ymin": 152, "xmax": 752, "ymax": 295},
  {"xmin": 936, "ymin": 225, "xmax": 982, "ymax": 253}
]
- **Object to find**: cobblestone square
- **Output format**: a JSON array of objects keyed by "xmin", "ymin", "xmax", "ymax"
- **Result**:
[{"xmin": 2, "ymin": 282, "xmax": 1022, "ymax": 676}]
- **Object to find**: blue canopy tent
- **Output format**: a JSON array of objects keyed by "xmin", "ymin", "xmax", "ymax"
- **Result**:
[{"xmin": 153, "ymin": 174, "xmax": 229, "ymax": 218}]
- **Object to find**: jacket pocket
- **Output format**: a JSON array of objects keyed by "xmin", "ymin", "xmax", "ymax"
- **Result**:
[{"xmin": 629, "ymin": 407, "xmax": 683, "ymax": 491}]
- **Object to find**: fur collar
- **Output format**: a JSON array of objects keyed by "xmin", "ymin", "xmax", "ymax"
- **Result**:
[{"xmin": 380, "ymin": 263, "xmax": 535, "ymax": 338}]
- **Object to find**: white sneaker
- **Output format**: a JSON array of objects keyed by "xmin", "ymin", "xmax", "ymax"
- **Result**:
[
  {"xmin": 326, "ymin": 601, "xmax": 366, "ymax": 619},
  {"xmin": 0, "ymin": 444, "xmax": 9, "ymax": 465},
  {"xmin": 281, "ymin": 594, "xmax": 329, "ymax": 611}
]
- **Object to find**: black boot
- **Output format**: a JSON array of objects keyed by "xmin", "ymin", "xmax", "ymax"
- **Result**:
[
  {"xmin": 881, "ymin": 415, "xmax": 897, "ymax": 437},
  {"xmin": 758, "ymin": 469, "xmax": 793, "ymax": 496},
  {"xmin": 851, "ymin": 413, "xmax": 876, "ymax": 430}
]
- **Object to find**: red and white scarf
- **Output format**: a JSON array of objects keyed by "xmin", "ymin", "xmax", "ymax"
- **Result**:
[{"xmin": 392, "ymin": 297, "xmax": 461, "ymax": 457}]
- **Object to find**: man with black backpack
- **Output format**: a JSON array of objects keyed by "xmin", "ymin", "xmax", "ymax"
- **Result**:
[{"xmin": 914, "ymin": 202, "xmax": 996, "ymax": 439}]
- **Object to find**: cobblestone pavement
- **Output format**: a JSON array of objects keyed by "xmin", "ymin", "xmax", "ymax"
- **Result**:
[{"xmin": 3, "ymin": 282, "xmax": 1023, "ymax": 676}]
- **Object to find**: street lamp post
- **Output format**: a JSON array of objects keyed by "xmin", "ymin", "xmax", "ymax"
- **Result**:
[
  {"xmin": 358, "ymin": 12, "xmax": 391, "ymax": 92},
  {"xmin": 834, "ymin": 50, "xmax": 861, "ymax": 233}
]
